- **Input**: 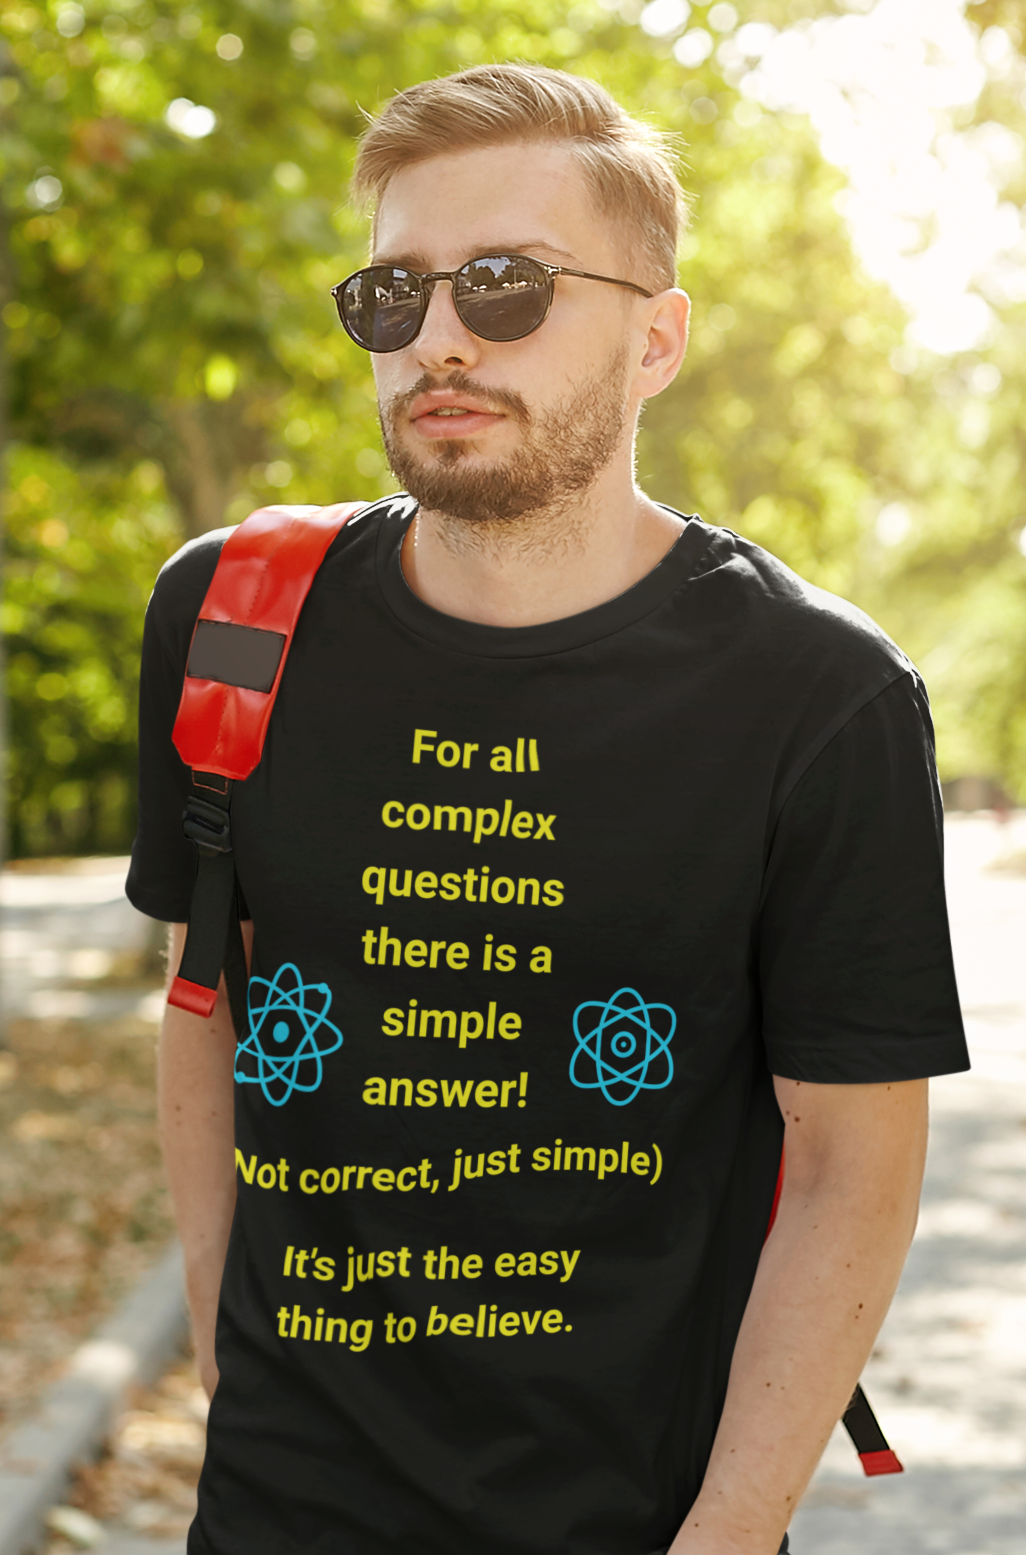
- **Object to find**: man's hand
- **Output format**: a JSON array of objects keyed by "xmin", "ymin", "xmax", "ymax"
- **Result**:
[
  {"xmin": 670, "ymin": 1075, "xmax": 928, "ymax": 1555},
  {"xmin": 159, "ymin": 921, "xmax": 250, "ymax": 1399}
]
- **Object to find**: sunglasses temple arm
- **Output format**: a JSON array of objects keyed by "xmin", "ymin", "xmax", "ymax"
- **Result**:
[{"xmin": 556, "ymin": 267, "xmax": 653, "ymax": 299}]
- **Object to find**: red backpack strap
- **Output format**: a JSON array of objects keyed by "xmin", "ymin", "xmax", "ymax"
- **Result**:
[
  {"xmin": 172, "ymin": 501, "xmax": 364, "ymax": 780},
  {"xmin": 167, "ymin": 501, "xmax": 364, "ymax": 1023},
  {"xmin": 764, "ymin": 1144, "xmax": 785, "ymax": 1241}
]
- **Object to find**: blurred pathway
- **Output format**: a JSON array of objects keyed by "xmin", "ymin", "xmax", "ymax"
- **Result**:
[
  {"xmin": 0, "ymin": 859, "xmax": 163, "ymax": 1027},
  {"xmin": 791, "ymin": 813, "xmax": 1026, "ymax": 1554}
]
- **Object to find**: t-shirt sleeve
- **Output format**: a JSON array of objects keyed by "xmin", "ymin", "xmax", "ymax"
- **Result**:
[
  {"xmin": 125, "ymin": 535, "xmax": 234, "ymax": 923},
  {"xmin": 758, "ymin": 670, "xmax": 969, "ymax": 1083}
]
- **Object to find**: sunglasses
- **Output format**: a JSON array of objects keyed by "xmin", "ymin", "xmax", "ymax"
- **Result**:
[{"xmin": 331, "ymin": 253, "xmax": 653, "ymax": 353}]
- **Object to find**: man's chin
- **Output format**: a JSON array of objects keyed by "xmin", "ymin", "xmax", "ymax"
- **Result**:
[
  {"xmin": 394, "ymin": 463, "xmax": 551, "ymax": 526},
  {"xmin": 385, "ymin": 443, "xmax": 531, "ymax": 524},
  {"xmin": 397, "ymin": 434, "xmax": 482, "ymax": 470}
]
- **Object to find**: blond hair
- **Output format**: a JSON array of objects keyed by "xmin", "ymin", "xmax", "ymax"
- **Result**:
[{"xmin": 352, "ymin": 64, "xmax": 686, "ymax": 292}]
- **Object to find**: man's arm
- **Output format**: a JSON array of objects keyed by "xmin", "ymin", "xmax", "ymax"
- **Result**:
[
  {"xmin": 158, "ymin": 921, "xmax": 252, "ymax": 1398},
  {"xmin": 671, "ymin": 1075, "xmax": 929, "ymax": 1555}
]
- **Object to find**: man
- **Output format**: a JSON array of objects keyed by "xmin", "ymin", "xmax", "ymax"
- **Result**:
[{"xmin": 127, "ymin": 64, "xmax": 968, "ymax": 1555}]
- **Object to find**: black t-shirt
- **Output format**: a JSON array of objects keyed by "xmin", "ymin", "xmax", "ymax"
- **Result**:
[{"xmin": 128, "ymin": 496, "xmax": 968, "ymax": 1555}]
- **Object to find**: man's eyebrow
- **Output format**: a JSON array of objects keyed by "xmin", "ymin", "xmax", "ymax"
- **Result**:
[
  {"xmin": 370, "ymin": 240, "xmax": 583, "ymax": 269},
  {"xmin": 371, "ymin": 249, "xmax": 431, "ymax": 270}
]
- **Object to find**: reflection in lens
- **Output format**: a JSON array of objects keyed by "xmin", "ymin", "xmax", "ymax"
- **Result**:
[
  {"xmin": 343, "ymin": 267, "xmax": 423, "ymax": 351},
  {"xmin": 456, "ymin": 255, "xmax": 550, "ymax": 341}
]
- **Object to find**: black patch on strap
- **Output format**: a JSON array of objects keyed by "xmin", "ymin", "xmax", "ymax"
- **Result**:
[{"xmin": 187, "ymin": 619, "xmax": 286, "ymax": 693}]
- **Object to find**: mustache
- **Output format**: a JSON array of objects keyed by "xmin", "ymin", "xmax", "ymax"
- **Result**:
[{"xmin": 386, "ymin": 371, "xmax": 530, "ymax": 426}]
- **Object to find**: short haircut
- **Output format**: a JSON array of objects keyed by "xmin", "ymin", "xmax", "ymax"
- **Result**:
[{"xmin": 351, "ymin": 63, "xmax": 687, "ymax": 292}]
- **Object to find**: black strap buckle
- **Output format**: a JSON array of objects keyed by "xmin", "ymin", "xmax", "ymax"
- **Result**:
[{"xmin": 182, "ymin": 795, "xmax": 232, "ymax": 854}]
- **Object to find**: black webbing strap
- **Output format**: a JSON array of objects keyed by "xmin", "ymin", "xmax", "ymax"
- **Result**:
[
  {"xmin": 172, "ymin": 776, "xmax": 248, "ymax": 1038},
  {"xmin": 221, "ymin": 887, "xmax": 248, "ymax": 1039},
  {"xmin": 841, "ymin": 1383, "xmax": 903, "ymax": 1474}
]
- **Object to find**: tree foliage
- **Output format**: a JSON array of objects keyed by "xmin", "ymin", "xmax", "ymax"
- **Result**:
[
  {"xmin": 857, "ymin": 0, "xmax": 1026, "ymax": 790},
  {"xmin": 4, "ymin": 445, "xmax": 178, "ymax": 851},
  {"xmin": 2, "ymin": 0, "xmax": 1024, "ymax": 854}
]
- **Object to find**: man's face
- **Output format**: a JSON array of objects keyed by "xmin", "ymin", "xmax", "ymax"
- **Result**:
[{"xmin": 370, "ymin": 141, "xmax": 647, "ymax": 524}]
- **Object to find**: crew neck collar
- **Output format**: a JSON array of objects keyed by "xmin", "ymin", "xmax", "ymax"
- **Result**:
[{"xmin": 373, "ymin": 495, "xmax": 716, "ymax": 659}]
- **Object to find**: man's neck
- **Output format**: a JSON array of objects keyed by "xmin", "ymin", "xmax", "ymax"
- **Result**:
[{"xmin": 399, "ymin": 476, "xmax": 685, "ymax": 629}]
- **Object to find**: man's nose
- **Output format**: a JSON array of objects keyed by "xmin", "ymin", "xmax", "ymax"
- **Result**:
[{"xmin": 413, "ymin": 279, "xmax": 481, "ymax": 371}]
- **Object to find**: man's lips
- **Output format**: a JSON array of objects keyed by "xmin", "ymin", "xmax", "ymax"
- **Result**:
[{"xmin": 409, "ymin": 390, "xmax": 505, "ymax": 439}]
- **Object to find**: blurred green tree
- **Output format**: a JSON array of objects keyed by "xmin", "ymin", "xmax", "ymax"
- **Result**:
[
  {"xmin": 4, "ymin": 445, "xmax": 178, "ymax": 853},
  {"xmin": 1, "ymin": 0, "xmax": 1022, "ymax": 854},
  {"xmin": 895, "ymin": 0, "xmax": 1026, "ymax": 790}
]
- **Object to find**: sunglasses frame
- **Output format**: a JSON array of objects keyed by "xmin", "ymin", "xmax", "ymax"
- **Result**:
[{"xmin": 331, "ymin": 254, "xmax": 654, "ymax": 353}]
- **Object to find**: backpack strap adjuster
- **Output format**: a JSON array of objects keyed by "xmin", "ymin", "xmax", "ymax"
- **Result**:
[{"xmin": 182, "ymin": 794, "xmax": 232, "ymax": 855}]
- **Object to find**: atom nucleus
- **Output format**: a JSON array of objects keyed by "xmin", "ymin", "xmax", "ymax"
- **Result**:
[
  {"xmin": 570, "ymin": 987, "xmax": 676, "ymax": 1106},
  {"xmin": 235, "ymin": 962, "xmax": 343, "ymax": 1107}
]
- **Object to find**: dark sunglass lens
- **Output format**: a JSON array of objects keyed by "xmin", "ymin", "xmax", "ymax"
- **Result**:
[
  {"xmin": 341, "ymin": 267, "xmax": 423, "ymax": 352},
  {"xmin": 455, "ymin": 255, "xmax": 550, "ymax": 341}
]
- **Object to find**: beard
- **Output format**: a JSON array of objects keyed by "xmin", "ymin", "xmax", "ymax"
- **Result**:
[{"xmin": 378, "ymin": 346, "xmax": 632, "ymax": 525}]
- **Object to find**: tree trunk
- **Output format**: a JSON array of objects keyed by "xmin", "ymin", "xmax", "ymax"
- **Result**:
[{"xmin": 160, "ymin": 399, "xmax": 258, "ymax": 539}]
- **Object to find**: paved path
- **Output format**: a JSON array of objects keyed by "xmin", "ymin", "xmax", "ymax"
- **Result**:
[
  {"xmin": 0, "ymin": 859, "xmax": 161, "ymax": 1025},
  {"xmin": 1, "ymin": 860, "xmax": 181, "ymax": 1555},
  {"xmin": 3, "ymin": 817, "xmax": 1024, "ymax": 1553}
]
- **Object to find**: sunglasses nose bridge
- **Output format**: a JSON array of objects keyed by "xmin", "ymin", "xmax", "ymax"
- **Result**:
[
  {"xmin": 395, "ymin": 273, "xmax": 480, "ymax": 365},
  {"xmin": 414, "ymin": 273, "xmax": 457, "ymax": 322}
]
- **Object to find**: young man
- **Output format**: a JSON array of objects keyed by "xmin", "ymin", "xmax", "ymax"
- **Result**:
[{"xmin": 128, "ymin": 65, "xmax": 968, "ymax": 1555}]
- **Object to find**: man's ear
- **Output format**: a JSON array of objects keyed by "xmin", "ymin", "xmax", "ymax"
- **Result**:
[{"xmin": 637, "ymin": 289, "xmax": 690, "ymax": 400}]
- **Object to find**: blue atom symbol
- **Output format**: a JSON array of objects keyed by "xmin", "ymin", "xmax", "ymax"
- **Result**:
[
  {"xmin": 235, "ymin": 962, "xmax": 343, "ymax": 1108},
  {"xmin": 570, "ymin": 987, "xmax": 676, "ymax": 1107}
]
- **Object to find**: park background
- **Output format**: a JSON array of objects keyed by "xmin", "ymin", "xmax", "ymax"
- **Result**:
[{"xmin": 2, "ymin": 0, "xmax": 1026, "ymax": 860}]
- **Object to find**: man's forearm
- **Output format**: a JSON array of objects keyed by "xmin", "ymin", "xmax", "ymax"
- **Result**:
[
  {"xmin": 672, "ymin": 1077, "xmax": 929, "ymax": 1555},
  {"xmin": 158, "ymin": 923, "xmax": 244, "ymax": 1397}
]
